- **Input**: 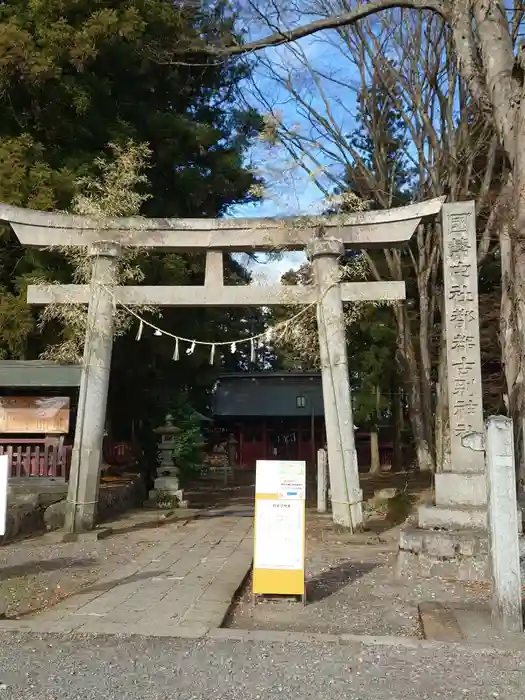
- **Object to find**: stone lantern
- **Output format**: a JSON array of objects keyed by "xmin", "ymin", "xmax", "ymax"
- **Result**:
[
  {"xmin": 226, "ymin": 433, "xmax": 238, "ymax": 469},
  {"xmin": 151, "ymin": 414, "xmax": 187, "ymax": 506}
]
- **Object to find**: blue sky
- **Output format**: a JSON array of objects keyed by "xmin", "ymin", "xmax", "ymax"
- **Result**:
[{"xmin": 224, "ymin": 22, "xmax": 362, "ymax": 282}]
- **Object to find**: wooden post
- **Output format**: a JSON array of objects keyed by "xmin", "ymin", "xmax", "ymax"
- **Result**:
[
  {"xmin": 0, "ymin": 454, "xmax": 8, "ymax": 537},
  {"xmin": 310, "ymin": 406, "xmax": 316, "ymax": 475},
  {"xmin": 64, "ymin": 241, "xmax": 121, "ymax": 533},
  {"xmin": 317, "ymin": 447, "xmax": 328, "ymax": 513},
  {"xmin": 308, "ymin": 238, "xmax": 363, "ymax": 531},
  {"xmin": 485, "ymin": 415, "xmax": 523, "ymax": 633}
]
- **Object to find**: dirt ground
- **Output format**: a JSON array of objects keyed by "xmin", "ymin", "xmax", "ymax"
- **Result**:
[{"xmin": 225, "ymin": 471, "xmax": 492, "ymax": 637}]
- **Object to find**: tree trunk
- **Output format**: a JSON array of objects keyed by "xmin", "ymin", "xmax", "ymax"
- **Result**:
[
  {"xmin": 395, "ymin": 304, "xmax": 434, "ymax": 471},
  {"xmin": 467, "ymin": 2, "xmax": 525, "ymax": 491},
  {"xmin": 499, "ymin": 221, "xmax": 525, "ymax": 494},
  {"xmin": 418, "ymin": 269, "xmax": 435, "ymax": 456},
  {"xmin": 506, "ymin": 233, "xmax": 525, "ymax": 495},
  {"xmin": 369, "ymin": 384, "xmax": 381, "ymax": 474},
  {"xmin": 369, "ymin": 430, "xmax": 381, "ymax": 474},
  {"xmin": 508, "ymin": 85, "xmax": 525, "ymax": 496},
  {"xmin": 391, "ymin": 373, "xmax": 404, "ymax": 472}
]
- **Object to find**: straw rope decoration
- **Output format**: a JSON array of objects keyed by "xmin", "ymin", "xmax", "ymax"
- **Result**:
[{"xmin": 100, "ymin": 282, "xmax": 332, "ymax": 365}]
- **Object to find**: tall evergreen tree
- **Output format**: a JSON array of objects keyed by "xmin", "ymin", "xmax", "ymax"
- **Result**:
[{"xmin": 0, "ymin": 0, "xmax": 267, "ymax": 431}]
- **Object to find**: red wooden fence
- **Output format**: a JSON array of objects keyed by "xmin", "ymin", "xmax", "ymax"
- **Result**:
[
  {"xmin": 0, "ymin": 438, "xmax": 72, "ymax": 478},
  {"xmin": 0, "ymin": 437, "xmax": 139, "ymax": 479}
]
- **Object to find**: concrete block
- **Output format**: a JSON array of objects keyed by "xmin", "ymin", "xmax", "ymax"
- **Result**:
[
  {"xmin": 423, "ymin": 531, "xmax": 457, "ymax": 558},
  {"xmin": 429, "ymin": 559, "xmax": 465, "ymax": 579},
  {"xmin": 435, "ymin": 473, "xmax": 487, "ymax": 507},
  {"xmin": 457, "ymin": 555, "xmax": 489, "ymax": 582},
  {"xmin": 457, "ymin": 537, "xmax": 475, "ymax": 557},
  {"xmin": 453, "ymin": 531, "xmax": 487, "ymax": 557},
  {"xmin": 417, "ymin": 553, "xmax": 434, "ymax": 577},
  {"xmin": 418, "ymin": 504, "xmax": 486, "ymax": 530},
  {"xmin": 8, "ymin": 478, "xmax": 68, "ymax": 507},
  {"xmin": 395, "ymin": 549, "xmax": 418, "ymax": 578},
  {"xmin": 397, "ymin": 526, "xmax": 490, "ymax": 582},
  {"xmin": 398, "ymin": 527, "xmax": 424, "ymax": 553},
  {"xmin": 153, "ymin": 477, "xmax": 183, "ymax": 495},
  {"xmin": 477, "ymin": 534, "xmax": 489, "ymax": 554}
]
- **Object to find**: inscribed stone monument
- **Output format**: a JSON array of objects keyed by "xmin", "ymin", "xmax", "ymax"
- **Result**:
[
  {"xmin": 397, "ymin": 201, "xmax": 489, "ymax": 582},
  {"xmin": 442, "ymin": 200, "xmax": 484, "ymax": 474}
]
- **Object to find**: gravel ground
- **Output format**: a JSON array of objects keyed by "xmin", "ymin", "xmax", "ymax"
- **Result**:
[
  {"xmin": 226, "ymin": 512, "xmax": 492, "ymax": 636},
  {"xmin": 0, "ymin": 632, "xmax": 524, "ymax": 699},
  {"xmin": 0, "ymin": 510, "xmax": 189, "ymax": 618}
]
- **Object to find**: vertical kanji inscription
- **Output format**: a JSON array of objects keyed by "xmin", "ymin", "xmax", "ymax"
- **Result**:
[{"xmin": 442, "ymin": 201, "xmax": 484, "ymax": 473}]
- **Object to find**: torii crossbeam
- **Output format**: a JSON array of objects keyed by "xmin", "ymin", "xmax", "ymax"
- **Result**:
[{"xmin": 0, "ymin": 198, "xmax": 444, "ymax": 534}]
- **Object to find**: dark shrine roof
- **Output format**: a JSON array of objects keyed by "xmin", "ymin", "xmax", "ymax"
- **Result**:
[
  {"xmin": 0, "ymin": 361, "xmax": 82, "ymax": 388},
  {"xmin": 213, "ymin": 371, "xmax": 324, "ymax": 417}
]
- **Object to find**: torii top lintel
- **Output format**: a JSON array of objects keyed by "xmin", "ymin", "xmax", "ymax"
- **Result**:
[{"xmin": 0, "ymin": 198, "xmax": 444, "ymax": 252}]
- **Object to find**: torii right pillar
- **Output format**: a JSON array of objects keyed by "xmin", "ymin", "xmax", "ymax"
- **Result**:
[{"xmin": 398, "ymin": 201, "xmax": 490, "ymax": 581}]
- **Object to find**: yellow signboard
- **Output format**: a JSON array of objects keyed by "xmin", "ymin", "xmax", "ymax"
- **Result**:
[{"xmin": 253, "ymin": 460, "xmax": 306, "ymax": 601}]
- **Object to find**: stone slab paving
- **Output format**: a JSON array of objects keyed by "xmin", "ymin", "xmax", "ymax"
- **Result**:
[{"xmin": 5, "ymin": 508, "xmax": 253, "ymax": 636}]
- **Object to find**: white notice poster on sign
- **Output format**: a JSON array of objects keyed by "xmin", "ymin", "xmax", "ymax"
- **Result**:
[
  {"xmin": 278, "ymin": 461, "xmax": 306, "ymax": 500},
  {"xmin": 255, "ymin": 460, "xmax": 306, "ymax": 497},
  {"xmin": 0, "ymin": 455, "xmax": 8, "ymax": 537},
  {"xmin": 255, "ymin": 460, "xmax": 280, "ymax": 495},
  {"xmin": 254, "ymin": 499, "xmax": 304, "ymax": 570}
]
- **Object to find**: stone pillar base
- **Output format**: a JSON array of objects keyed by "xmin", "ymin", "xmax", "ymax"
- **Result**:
[
  {"xmin": 150, "ymin": 476, "xmax": 188, "ymax": 508},
  {"xmin": 398, "ymin": 472, "xmax": 525, "ymax": 582},
  {"xmin": 396, "ymin": 524, "xmax": 489, "ymax": 582},
  {"xmin": 396, "ymin": 466, "xmax": 494, "ymax": 582}
]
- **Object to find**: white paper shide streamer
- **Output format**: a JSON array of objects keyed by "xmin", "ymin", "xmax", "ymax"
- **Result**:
[{"xmin": 130, "ymin": 285, "xmax": 319, "ymax": 364}]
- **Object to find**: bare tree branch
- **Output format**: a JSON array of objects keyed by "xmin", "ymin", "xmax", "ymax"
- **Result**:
[{"xmin": 181, "ymin": 0, "xmax": 448, "ymax": 56}]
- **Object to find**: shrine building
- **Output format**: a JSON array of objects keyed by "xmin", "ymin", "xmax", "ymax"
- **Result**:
[{"xmin": 212, "ymin": 372, "xmax": 393, "ymax": 473}]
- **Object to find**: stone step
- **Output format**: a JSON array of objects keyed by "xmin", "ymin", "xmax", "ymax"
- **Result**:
[
  {"xmin": 397, "ymin": 525, "xmax": 489, "ymax": 582},
  {"xmin": 399, "ymin": 525, "xmax": 488, "ymax": 556},
  {"xmin": 434, "ymin": 472, "xmax": 486, "ymax": 507},
  {"xmin": 417, "ymin": 504, "xmax": 487, "ymax": 530}
]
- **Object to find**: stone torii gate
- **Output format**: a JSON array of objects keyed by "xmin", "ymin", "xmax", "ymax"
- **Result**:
[{"xmin": 0, "ymin": 198, "xmax": 444, "ymax": 534}]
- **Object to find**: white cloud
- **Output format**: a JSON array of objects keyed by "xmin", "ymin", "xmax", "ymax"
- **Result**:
[{"xmin": 248, "ymin": 251, "xmax": 306, "ymax": 284}]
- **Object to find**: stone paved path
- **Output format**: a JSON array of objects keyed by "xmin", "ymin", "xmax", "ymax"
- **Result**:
[{"xmin": 4, "ymin": 506, "xmax": 253, "ymax": 637}]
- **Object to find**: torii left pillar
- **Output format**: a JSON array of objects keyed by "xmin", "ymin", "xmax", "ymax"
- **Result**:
[
  {"xmin": 65, "ymin": 241, "xmax": 121, "ymax": 533},
  {"xmin": 308, "ymin": 238, "xmax": 363, "ymax": 531}
]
